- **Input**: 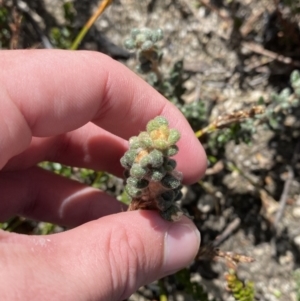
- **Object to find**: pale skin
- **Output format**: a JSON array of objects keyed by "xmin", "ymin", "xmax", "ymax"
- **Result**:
[{"xmin": 0, "ymin": 50, "xmax": 207, "ymax": 301}]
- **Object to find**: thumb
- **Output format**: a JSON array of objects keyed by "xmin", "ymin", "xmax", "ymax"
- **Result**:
[{"xmin": 2, "ymin": 211, "xmax": 200, "ymax": 301}]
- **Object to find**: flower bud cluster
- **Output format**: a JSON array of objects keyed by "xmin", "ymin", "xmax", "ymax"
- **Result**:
[
  {"xmin": 124, "ymin": 28, "xmax": 163, "ymax": 74},
  {"xmin": 120, "ymin": 116, "xmax": 185, "ymax": 222}
]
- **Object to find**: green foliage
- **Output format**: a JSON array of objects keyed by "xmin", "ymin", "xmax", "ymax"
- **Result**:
[
  {"xmin": 49, "ymin": 2, "xmax": 76, "ymax": 49},
  {"xmin": 0, "ymin": 6, "xmax": 11, "ymax": 49},
  {"xmin": 282, "ymin": 0, "xmax": 300, "ymax": 14},
  {"xmin": 265, "ymin": 70, "xmax": 300, "ymax": 131},
  {"xmin": 124, "ymin": 27, "xmax": 163, "ymax": 76},
  {"xmin": 173, "ymin": 269, "xmax": 213, "ymax": 301},
  {"xmin": 294, "ymin": 269, "xmax": 300, "ymax": 301},
  {"xmin": 124, "ymin": 29, "xmax": 207, "ymax": 130},
  {"xmin": 206, "ymin": 69, "xmax": 300, "ymax": 153},
  {"xmin": 39, "ymin": 161, "xmax": 113, "ymax": 189},
  {"xmin": 225, "ymin": 269, "xmax": 255, "ymax": 301},
  {"xmin": 158, "ymin": 60, "xmax": 207, "ymax": 130},
  {"xmin": 0, "ymin": 217, "xmax": 20, "ymax": 232},
  {"xmin": 208, "ymin": 122, "xmax": 253, "ymax": 151}
]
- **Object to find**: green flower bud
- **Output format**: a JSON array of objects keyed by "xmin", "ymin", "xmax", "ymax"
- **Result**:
[
  {"xmin": 127, "ymin": 177, "xmax": 149, "ymax": 189},
  {"xmin": 124, "ymin": 149, "xmax": 138, "ymax": 165},
  {"xmin": 157, "ymin": 124, "xmax": 170, "ymax": 137},
  {"xmin": 151, "ymin": 33, "xmax": 160, "ymax": 43},
  {"xmin": 155, "ymin": 28, "xmax": 163, "ymax": 41},
  {"xmin": 135, "ymin": 33, "xmax": 147, "ymax": 47},
  {"xmin": 152, "ymin": 139, "xmax": 168, "ymax": 150},
  {"xmin": 125, "ymin": 185, "xmax": 142, "ymax": 197},
  {"xmin": 141, "ymin": 40, "xmax": 153, "ymax": 51},
  {"xmin": 120, "ymin": 156, "xmax": 130, "ymax": 168},
  {"xmin": 130, "ymin": 163, "xmax": 147, "ymax": 179},
  {"xmin": 126, "ymin": 176, "xmax": 138, "ymax": 187},
  {"xmin": 165, "ymin": 145, "xmax": 179, "ymax": 157},
  {"xmin": 161, "ymin": 175, "xmax": 181, "ymax": 189},
  {"xmin": 140, "ymin": 155, "xmax": 151, "ymax": 168},
  {"xmin": 149, "ymin": 149, "xmax": 163, "ymax": 167},
  {"xmin": 138, "ymin": 132, "xmax": 153, "ymax": 148},
  {"xmin": 124, "ymin": 38, "xmax": 136, "ymax": 50},
  {"xmin": 130, "ymin": 28, "xmax": 140, "ymax": 39},
  {"xmin": 168, "ymin": 129, "xmax": 180, "ymax": 145},
  {"xmin": 141, "ymin": 28, "xmax": 153, "ymax": 39},
  {"xmin": 154, "ymin": 116, "xmax": 169, "ymax": 126},
  {"xmin": 149, "ymin": 167, "xmax": 166, "ymax": 181},
  {"xmin": 129, "ymin": 136, "xmax": 141, "ymax": 149},
  {"xmin": 146, "ymin": 116, "xmax": 168, "ymax": 132}
]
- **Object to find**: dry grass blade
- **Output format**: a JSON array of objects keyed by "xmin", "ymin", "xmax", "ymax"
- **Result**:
[{"xmin": 195, "ymin": 106, "xmax": 265, "ymax": 138}]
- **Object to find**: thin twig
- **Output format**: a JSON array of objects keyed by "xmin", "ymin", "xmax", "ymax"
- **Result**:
[
  {"xmin": 197, "ymin": 242, "xmax": 254, "ymax": 270},
  {"xmin": 9, "ymin": 7, "xmax": 22, "ymax": 49},
  {"xmin": 195, "ymin": 106, "xmax": 265, "ymax": 138},
  {"xmin": 195, "ymin": 89, "xmax": 298, "ymax": 139},
  {"xmin": 240, "ymin": 8, "xmax": 264, "ymax": 37},
  {"xmin": 271, "ymin": 142, "xmax": 299, "ymax": 256},
  {"xmin": 213, "ymin": 217, "xmax": 241, "ymax": 247},
  {"xmin": 273, "ymin": 166, "xmax": 294, "ymax": 229},
  {"xmin": 242, "ymin": 42, "xmax": 300, "ymax": 68},
  {"xmin": 70, "ymin": 0, "xmax": 112, "ymax": 50},
  {"xmin": 271, "ymin": 165, "xmax": 294, "ymax": 257}
]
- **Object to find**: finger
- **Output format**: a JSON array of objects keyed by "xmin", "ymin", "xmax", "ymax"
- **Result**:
[
  {"xmin": 0, "ymin": 211, "xmax": 200, "ymax": 301},
  {"xmin": 0, "ymin": 166, "xmax": 126, "ymax": 227},
  {"xmin": 0, "ymin": 86, "xmax": 32, "ymax": 169},
  {"xmin": 0, "ymin": 50, "xmax": 206, "ymax": 182},
  {"xmin": 5, "ymin": 122, "xmax": 127, "ymax": 178}
]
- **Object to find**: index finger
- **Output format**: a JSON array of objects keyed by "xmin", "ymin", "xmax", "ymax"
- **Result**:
[{"xmin": 0, "ymin": 50, "xmax": 206, "ymax": 182}]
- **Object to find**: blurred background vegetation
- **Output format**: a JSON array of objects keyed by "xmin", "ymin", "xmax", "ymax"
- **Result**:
[{"xmin": 1, "ymin": 0, "xmax": 300, "ymax": 300}]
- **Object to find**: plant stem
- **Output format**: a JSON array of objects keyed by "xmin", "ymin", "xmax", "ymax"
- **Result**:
[
  {"xmin": 70, "ymin": 0, "xmax": 112, "ymax": 50},
  {"xmin": 195, "ymin": 105, "xmax": 265, "ymax": 138},
  {"xmin": 158, "ymin": 279, "xmax": 168, "ymax": 301}
]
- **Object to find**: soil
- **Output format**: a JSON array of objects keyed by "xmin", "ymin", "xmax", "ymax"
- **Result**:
[{"xmin": 5, "ymin": 0, "xmax": 300, "ymax": 300}]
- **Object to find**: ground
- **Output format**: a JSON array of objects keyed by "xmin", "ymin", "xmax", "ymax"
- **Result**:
[{"xmin": 2, "ymin": 0, "xmax": 300, "ymax": 300}]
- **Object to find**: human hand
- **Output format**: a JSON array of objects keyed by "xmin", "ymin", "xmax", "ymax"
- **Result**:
[{"xmin": 0, "ymin": 50, "xmax": 207, "ymax": 300}]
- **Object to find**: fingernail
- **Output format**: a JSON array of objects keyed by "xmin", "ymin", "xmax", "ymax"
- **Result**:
[{"xmin": 163, "ymin": 220, "xmax": 201, "ymax": 274}]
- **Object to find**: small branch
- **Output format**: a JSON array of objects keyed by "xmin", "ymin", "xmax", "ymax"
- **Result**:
[
  {"xmin": 213, "ymin": 217, "xmax": 241, "ymax": 247},
  {"xmin": 9, "ymin": 7, "xmax": 22, "ymax": 49},
  {"xmin": 240, "ymin": 8, "xmax": 264, "ymax": 37},
  {"xmin": 195, "ymin": 106, "xmax": 265, "ymax": 138},
  {"xmin": 271, "ymin": 165, "xmax": 294, "ymax": 257},
  {"xmin": 197, "ymin": 242, "xmax": 254, "ymax": 270},
  {"xmin": 242, "ymin": 42, "xmax": 300, "ymax": 68},
  {"xmin": 70, "ymin": 0, "xmax": 112, "ymax": 50},
  {"xmin": 274, "ymin": 166, "xmax": 294, "ymax": 229},
  {"xmin": 195, "ymin": 88, "xmax": 298, "ymax": 139}
]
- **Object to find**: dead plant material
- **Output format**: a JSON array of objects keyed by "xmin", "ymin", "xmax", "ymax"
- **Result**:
[
  {"xmin": 9, "ymin": 7, "xmax": 22, "ymax": 49},
  {"xmin": 195, "ymin": 106, "xmax": 265, "ymax": 138},
  {"xmin": 197, "ymin": 243, "xmax": 255, "ymax": 270},
  {"xmin": 242, "ymin": 42, "xmax": 300, "ymax": 68}
]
